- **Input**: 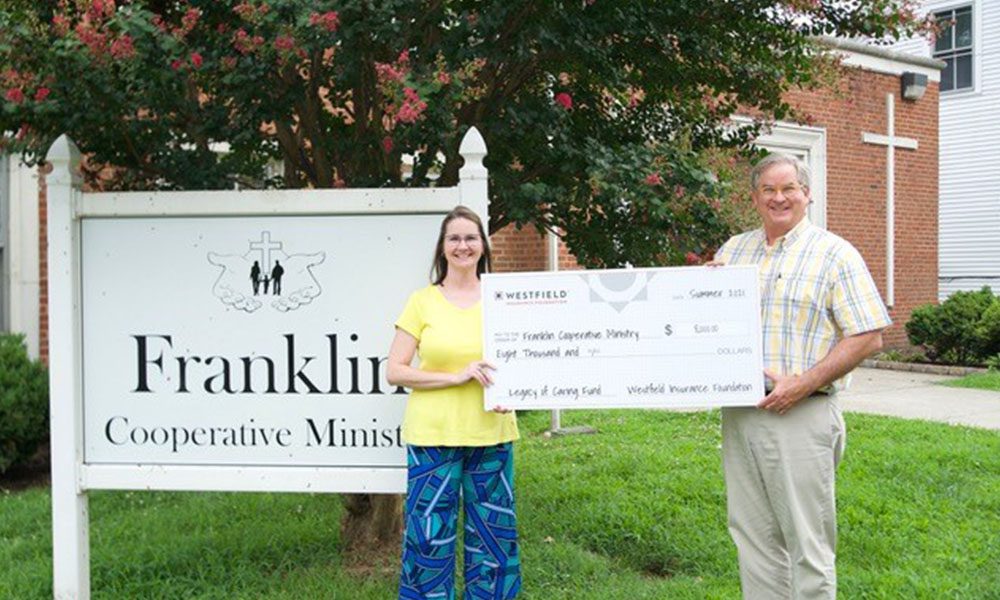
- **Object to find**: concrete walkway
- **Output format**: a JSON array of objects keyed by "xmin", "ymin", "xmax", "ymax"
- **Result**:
[{"xmin": 841, "ymin": 367, "xmax": 1000, "ymax": 431}]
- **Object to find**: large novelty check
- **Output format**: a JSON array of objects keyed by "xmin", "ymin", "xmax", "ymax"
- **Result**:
[{"xmin": 482, "ymin": 265, "xmax": 764, "ymax": 410}]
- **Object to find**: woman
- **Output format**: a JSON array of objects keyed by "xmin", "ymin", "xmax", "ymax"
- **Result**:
[{"xmin": 387, "ymin": 205, "xmax": 521, "ymax": 600}]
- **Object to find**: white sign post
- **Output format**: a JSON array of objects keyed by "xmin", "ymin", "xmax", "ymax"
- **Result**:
[{"xmin": 47, "ymin": 129, "xmax": 489, "ymax": 599}]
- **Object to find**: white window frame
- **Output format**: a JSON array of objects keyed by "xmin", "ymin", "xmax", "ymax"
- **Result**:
[
  {"xmin": 926, "ymin": 0, "xmax": 982, "ymax": 97},
  {"xmin": 934, "ymin": 4, "xmax": 975, "ymax": 93}
]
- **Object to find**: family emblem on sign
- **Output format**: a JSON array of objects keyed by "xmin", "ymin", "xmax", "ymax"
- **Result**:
[{"xmin": 207, "ymin": 231, "xmax": 326, "ymax": 313}]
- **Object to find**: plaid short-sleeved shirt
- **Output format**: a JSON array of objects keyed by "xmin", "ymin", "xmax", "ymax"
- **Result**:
[{"xmin": 715, "ymin": 218, "xmax": 891, "ymax": 391}]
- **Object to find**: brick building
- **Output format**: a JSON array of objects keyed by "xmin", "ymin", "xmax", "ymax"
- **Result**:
[
  {"xmin": 1, "ymin": 39, "xmax": 940, "ymax": 360},
  {"xmin": 492, "ymin": 39, "xmax": 943, "ymax": 348}
]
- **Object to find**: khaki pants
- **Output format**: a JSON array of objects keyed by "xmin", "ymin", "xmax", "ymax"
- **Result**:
[{"xmin": 722, "ymin": 396, "xmax": 846, "ymax": 599}]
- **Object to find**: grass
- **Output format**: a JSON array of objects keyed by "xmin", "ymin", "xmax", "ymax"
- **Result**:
[
  {"xmin": 3, "ymin": 410, "xmax": 1000, "ymax": 599},
  {"xmin": 942, "ymin": 370, "xmax": 1000, "ymax": 391}
]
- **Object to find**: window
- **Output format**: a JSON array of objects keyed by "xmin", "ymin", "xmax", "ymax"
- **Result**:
[{"xmin": 934, "ymin": 6, "xmax": 974, "ymax": 92}]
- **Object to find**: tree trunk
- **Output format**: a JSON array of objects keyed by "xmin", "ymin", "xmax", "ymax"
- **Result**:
[{"xmin": 340, "ymin": 493, "xmax": 404, "ymax": 566}]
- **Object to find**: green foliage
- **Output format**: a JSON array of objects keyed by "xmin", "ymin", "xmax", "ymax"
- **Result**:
[
  {"xmin": 942, "ymin": 371, "xmax": 1000, "ymax": 391},
  {"xmin": 0, "ymin": 0, "xmax": 924, "ymax": 267},
  {"xmin": 3, "ymin": 411, "xmax": 1000, "ymax": 597},
  {"xmin": 906, "ymin": 287, "xmax": 1000, "ymax": 365},
  {"xmin": 974, "ymin": 300, "xmax": 1000, "ymax": 359},
  {"xmin": 873, "ymin": 349, "xmax": 926, "ymax": 363},
  {"xmin": 0, "ymin": 334, "xmax": 48, "ymax": 475}
]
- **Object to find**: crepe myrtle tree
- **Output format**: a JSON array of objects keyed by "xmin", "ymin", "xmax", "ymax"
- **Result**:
[
  {"xmin": 0, "ymin": 0, "xmax": 926, "ymax": 265},
  {"xmin": 1, "ymin": 0, "xmax": 923, "ymax": 547}
]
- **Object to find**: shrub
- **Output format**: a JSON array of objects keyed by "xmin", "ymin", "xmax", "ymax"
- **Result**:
[
  {"xmin": 975, "ymin": 301, "xmax": 1000, "ymax": 358},
  {"xmin": 874, "ymin": 349, "xmax": 927, "ymax": 363},
  {"xmin": 0, "ymin": 334, "xmax": 49, "ymax": 475},
  {"xmin": 905, "ymin": 287, "xmax": 998, "ymax": 365}
]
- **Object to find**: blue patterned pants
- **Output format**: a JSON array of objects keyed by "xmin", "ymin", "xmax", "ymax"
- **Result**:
[{"xmin": 399, "ymin": 443, "xmax": 521, "ymax": 600}]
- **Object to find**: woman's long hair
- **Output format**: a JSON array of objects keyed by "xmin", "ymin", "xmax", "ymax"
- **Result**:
[{"xmin": 431, "ymin": 205, "xmax": 492, "ymax": 284}]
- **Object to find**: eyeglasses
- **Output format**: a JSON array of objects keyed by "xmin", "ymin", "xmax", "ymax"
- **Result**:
[
  {"xmin": 444, "ymin": 234, "xmax": 482, "ymax": 246},
  {"xmin": 757, "ymin": 184, "xmax": 805, "ymax": 199}
]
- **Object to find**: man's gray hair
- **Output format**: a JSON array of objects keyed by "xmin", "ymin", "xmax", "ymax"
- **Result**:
[{"xmin": 750, "ymin": 153, "xmax": 811, "ymax": 191}]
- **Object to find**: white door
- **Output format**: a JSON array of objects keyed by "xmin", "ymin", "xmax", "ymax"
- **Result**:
[{"xmin": 753, "ymin": 122, "xmax": 828, "ymax": 229}]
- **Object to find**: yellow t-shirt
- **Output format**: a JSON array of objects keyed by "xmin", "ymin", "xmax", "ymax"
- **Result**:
[{"xmin": 395, "ymin": 285, "xmax": 520, "ymax": 446}]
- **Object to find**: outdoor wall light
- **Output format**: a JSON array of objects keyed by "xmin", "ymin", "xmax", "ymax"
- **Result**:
[{"xmin": 901, "ymin": 71, "xmax": 928, "ymax": 101}]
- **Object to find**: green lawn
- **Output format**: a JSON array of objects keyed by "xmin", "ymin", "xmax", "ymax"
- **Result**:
[
  {"xmin": 942, "ymin": 370, "xmax": 1000, "ymax": 392},
  {"xmin": 3, "ymin": 410, "xmax": 999, "ymax": 599}
]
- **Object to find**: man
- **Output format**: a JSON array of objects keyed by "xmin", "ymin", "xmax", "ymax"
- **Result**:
[
  {"xmin": 271, "ymin": 260, "xmax": 285, "ymax": 295},
  {"xmin": 712, "ymin": 154, "xmax": 891, "ymax": 598}
]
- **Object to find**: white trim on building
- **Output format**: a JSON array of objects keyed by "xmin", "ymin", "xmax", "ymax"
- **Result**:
[
  {"xmin": 819, "ymin": 36, "xmax": 944, "ymax": 82},
  {"xmin": 1, "ymin": 154, "xmax": 41, "ymax": 358}
]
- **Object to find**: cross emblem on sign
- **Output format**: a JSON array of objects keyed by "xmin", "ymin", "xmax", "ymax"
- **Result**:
[
  {"xmin": 861, "ymin": 93, "xmax": 918, "ymax": 308},
  {"xmin": 249, "ymin": 231, "xmax": 283, "ymax": 271}
]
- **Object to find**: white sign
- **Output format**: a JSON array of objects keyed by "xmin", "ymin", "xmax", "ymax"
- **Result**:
[
  {"xmin": 482, "ymin": 266, "xmax": 765, "ymax": 410},
  {"xmin": 47, "ymin": 128, "xmax": 490, "ymax": 599},
  {"xmin": 81, "ymin": 216, "xmax": 436, "ymax": 467}
]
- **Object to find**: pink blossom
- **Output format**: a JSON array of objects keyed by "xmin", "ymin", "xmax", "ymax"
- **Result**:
[
  {"xmin": 554, "ymin": 92, "xmax": 573, "ymax": 110},
  {"xmin": 109, "ymin": 35, "xmax": 135, "ymax": 60},
  {"xmin": 685, "ymin": 251, "xmax": 701, "ymax": 265},
  {"xmin": 52, "ymin": 14, "xmax": 71, "ymax": 36},
  {"xmin": 190, "ymin": 52, "xmax": 203, "ymax": 69},
  {"xmin": 398, "ymin": 49, "xmax": 410, "ymax": 64},
  {"xmin": 233, "ymin": 2, "xmax": 255, "ymax": 20},
  {"xmin": 233, "ymin": 29, "xmax": 264, "ymax": 55},
  {"xmin": 221, "ymin": 56, "xmax": 238, "ymax": 70},
  {"xmin": 674, "ymin": 184, "xmax": 686, "ymax": 199},
  {"xmin": 75, "ymin": 22, "xmax": 109, "ymax": 57},
  {"xmin": 170, "ymin": 59, "xmax": 183, "ymax": 71},
  {"xmin": 89, "ymin": 0, "xmax": 115, "ymax": 21},
  {"xmin": 628, "ymin": 88, "xmax": 645, "ymax": 108},
  {"xmin": 1, "ymin": 69, "xmax": 19, "ymax": 86},
  {"xmin": 151, "ymin": 15, "xmax": 168, "ymax": 32},
  {"xmin": 382, "ymin": 136, "xmax": 394, "ymax": 154},
  {"xmin": 437, "ymin": 71, "xmax": 451, "ymax": 85},
  {"xmin": 181, "ymin": 8, "xmax": 201, "ymax": 33},
  {"xmin": 308, "ymin": 11, "xmax": 340, "ymax": 33},
  {"xmin": 397, "ymin": 87, "xmax": 428, "ymax": 124},
  {"xmin": 274, "ymin": 35, "xmax": 296, "ymax": 52},
  {"xmin": 645, "ymin": 172, "xmax": 663, "ymax": 186},
  {"xmin": 375, "ymin": 62, "xmax": 405, "ymax": 83},
  {"xmin": 397, "ymin": 105, "xmax": 423, "ymax": 123},
  {"xmin": 34, "ymin": 87, "xmax": 50, "ymax": 102},
  {"xmin": 5, "ymin": 88, "xmax": 25, "ymax": 104}
]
